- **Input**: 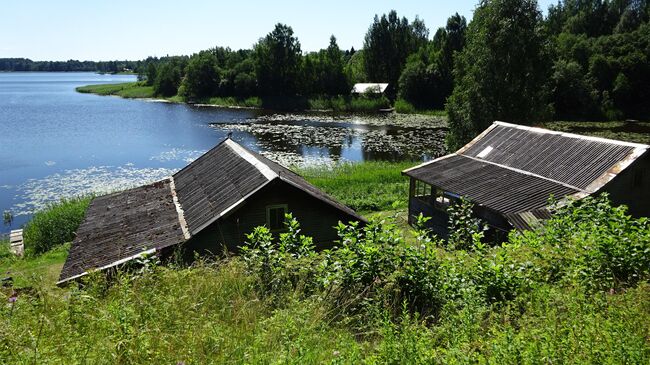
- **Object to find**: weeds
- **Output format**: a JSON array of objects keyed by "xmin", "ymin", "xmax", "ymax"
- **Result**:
[{"xmin": 1, "ymin": 196, "xmax": 648, "ymax": 363}]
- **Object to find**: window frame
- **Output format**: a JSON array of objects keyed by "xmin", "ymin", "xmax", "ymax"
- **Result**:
[{"xmin": 266, "ymin": 204, "xmax": 288, "ymax": 232}]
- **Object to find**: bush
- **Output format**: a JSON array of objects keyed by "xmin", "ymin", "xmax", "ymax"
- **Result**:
[
  {"xmin": 509, "ymin": 194, "xmax": 650, "ymax": 290},
  {"xmin": 23, "ymin": 197, "xmax": 92, "ymax": 256}
]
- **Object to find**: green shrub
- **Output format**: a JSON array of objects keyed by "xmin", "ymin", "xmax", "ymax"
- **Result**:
[
  {"xmin": 23, "ymin": 197, "xmax": 92, "ymax": 256},
  {"xmin": 509, "ymin": 194, "xmax": 650, "ymax": 291},
  {"xmin": 394, "ymin": 98, "xmax": 416, "ymax": 113},
  {"xmin": 3, "ymin": 195, "xmax": 650, "ymax": 363}
]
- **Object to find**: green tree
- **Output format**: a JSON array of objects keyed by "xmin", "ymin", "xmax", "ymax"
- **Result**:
[
  {"xmin": 145, "ymin": 63, "xmax": 157, "ymax": 86},
  {"xmin": 363, "ymin": 10, "xmax": 429, "ymax": 95},
  {"xmin": 179, "ymin": 52, "xmax": 220, "ymax": 100},
  {"xmin": 398, "ymin": 13, "xmax": 467, "ymax": 109},
  {"xmin": 254, "ymin": 23, "xmax": 302, "ymax": 96},
  {"xmin": 321, "ymin": 36, "xmax": 349, "ymax": 95},
  {"xmin": 154, "ymin": 62, "xmax": 182, "ymax": 97},
  {"xmin": 446, "ymin": 0, "xmax": 551, "ymax": 149}
]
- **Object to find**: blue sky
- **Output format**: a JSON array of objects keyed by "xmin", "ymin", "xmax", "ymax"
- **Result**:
[{"xmin": 0, "ymin": 0, "xmax": 556, "ymax": 61}]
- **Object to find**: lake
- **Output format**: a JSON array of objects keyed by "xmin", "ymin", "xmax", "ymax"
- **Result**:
[{"xmin": 0, "ymin": 72, "xmax": 447, "ymax": 232}]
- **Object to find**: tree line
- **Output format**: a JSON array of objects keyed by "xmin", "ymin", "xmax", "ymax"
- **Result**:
[{"xmin": 0, "ymin": 58, "xmax": 141, "ymax": 73}]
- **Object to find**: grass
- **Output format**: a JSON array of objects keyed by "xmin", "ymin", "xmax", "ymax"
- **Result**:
[
  {"xmin": 77, "ymin": 82, "xmax": 401, "ymax": 113},
  {"xmin": 76, "ymin": 82, "xmax": 155, "ymax": 99},
  {"xmin": 1, "ymin": 197, "xmax": 649, "ymax": 363},
  {"xmin": 540, "ymin": 120, "xmax": 650, "ymax": 144},
  {"xmin": 394, "ymin": 98, "xmax": 447, "ymax": 116},
  {"xmin": 198, "ymin": 96, "xmax": 263, "ymax": 108},
  {"xmin": 0, "ymin": 244, "xmax": 68, "ymax": 287},
  {"xmin": 298, "ymin": 161, "xmax": 415, "ymax": 213},
  {"xmin": 307, "ymin": 95, "xmax": 391, "ymax": 112}
]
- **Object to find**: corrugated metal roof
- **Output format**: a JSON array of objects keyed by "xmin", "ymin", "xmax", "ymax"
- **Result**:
[
  {"xmin": 403, "ymin": 121, "xmax": 649, "ymax": 230},
  {"xmin": 174, "ymin": 139, "xmax": 364, "ymax": 235},
  {"xmin": 505, "ymin": 208, "xmax": 553, "ymax": 230},
  {"xmin": 59, "ymin": 179, "xmax": 185, "ymax": 283},
  {"xmin": 462, "ymin": 122, "xmax": 638, "ymax": 190},
  {"xmin": 404, "ymin": 155, "xmax": 579, "ymax": 215}
]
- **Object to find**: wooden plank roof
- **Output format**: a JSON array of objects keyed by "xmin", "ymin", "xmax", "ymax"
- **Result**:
[{"xmin": 59, "ymin": 179, "xmax": 185, "ymax": 283}]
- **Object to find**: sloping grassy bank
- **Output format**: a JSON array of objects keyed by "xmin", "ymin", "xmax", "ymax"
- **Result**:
[{"xmin": 1, "ymin": 196, "xmax": 649, "ymax": 363}]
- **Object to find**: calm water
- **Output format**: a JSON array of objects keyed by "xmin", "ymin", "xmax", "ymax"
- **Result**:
[{"xmin": 0, "ymin": 72, "xmax": 446, "ymax": 232}]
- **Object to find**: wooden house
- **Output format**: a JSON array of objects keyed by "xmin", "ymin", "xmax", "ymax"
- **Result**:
[
  {"xmin": 58, "ymin": 138, "xmax": 364, "ymax": 284},
  {"xmin": 403, "ymin": 121, "xmax": 649, "ymax": 238}
]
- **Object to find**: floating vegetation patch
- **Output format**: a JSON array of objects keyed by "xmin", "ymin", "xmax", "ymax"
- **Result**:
[
  {"xmin": 213, "ymin": 122, "xmax": 447, "ymax": 163},
  {"xmin": 246, "ymin": 112, "xmax": 447, "ymax": 129},
  {"xmin": 150, "ymin": 148, "xmax": 207, "ymax": 163},
  {"xmin": 11, "ymin": 165, "xmax": 176, "ymax": 215},
  {"xmin": 258, "ymin": 150, "xmax": 338, "ymax": 168}
]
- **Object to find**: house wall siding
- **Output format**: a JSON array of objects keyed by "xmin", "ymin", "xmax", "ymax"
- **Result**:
[
  {"xmin": 600, "ymin": 152, "xmax": 650, "ymax": 217},
  {"xmin": 184, "ymin": 180, "xmax": 360, "ymax": 256}
]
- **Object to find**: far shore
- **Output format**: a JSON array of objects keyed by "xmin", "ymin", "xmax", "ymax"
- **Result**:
[{"xmin": 75, "ymin": 81, "xmax": 447, "ymax": 115}]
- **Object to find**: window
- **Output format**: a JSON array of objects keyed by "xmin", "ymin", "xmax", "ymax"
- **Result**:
[
  {"xmin": 414, "ymin": 180, "xmax": 432, "ymax": 199},
  {"xmin": 266, "ymin": 204, "xmax": 288, "ymax": 231}
]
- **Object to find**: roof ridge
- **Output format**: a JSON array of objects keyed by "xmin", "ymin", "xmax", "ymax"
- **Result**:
[
  {"xmin": 225, "ymin": 139, "xmax": 278, "ymax": 181},
  {"xmin": 493, "ymin": 121, "xmax": 650, "ymax": 149}
]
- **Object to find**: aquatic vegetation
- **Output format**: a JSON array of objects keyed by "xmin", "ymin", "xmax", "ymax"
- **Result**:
[
  {"xmin": 299, "ymin": 161, "xmax": 413, "ymax": 212},
  {"xmin": 150, "ymin": 148, "xmax": 207, "ymax": 163},
  {"xmin": 213, "ymin": 119, "xmax": 447, "ymax": 164},
  {"xmin": 12, "ymin": 165, "xmax": 175, "ymax": 216},
  {"xmin": 76, "ymin": 82, "xmax": 155, "ymax": 99}
]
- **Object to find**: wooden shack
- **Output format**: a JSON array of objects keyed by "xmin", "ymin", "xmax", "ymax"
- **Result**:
[
  {"xmin": 403, "ymin": 121, "xmax": 649, "ymax": 238},
  {"xmin": 58, "ymin": 138, "xmax": 364, "ymax": 284}
]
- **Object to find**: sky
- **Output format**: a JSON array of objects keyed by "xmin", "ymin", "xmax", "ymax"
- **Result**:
[{"xmin": 0, "ymin": 0, "xmax": 557, "ymax": 61}]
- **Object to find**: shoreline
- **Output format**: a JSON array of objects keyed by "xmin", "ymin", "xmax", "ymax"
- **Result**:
[{"xmin": 75, "ymin": 81, "xmax": 447, "ymax": 115}]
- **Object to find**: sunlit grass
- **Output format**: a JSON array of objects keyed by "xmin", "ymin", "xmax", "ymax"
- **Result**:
[
  {"xmin": 298, "ymin": 161, "xmax": 414, "ymax": 213},
  {"xmin": 76, "ymin": 82, "xmax": 155, "ymax": 99}
]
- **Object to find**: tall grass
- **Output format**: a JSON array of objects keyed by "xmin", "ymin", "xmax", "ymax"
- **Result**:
[
  {"xmin": 298, "ymin": 161, "xmax": 414, "ymax": 212},
  {"xmin": 394, "ymin": 98, "xmax": 447, "ymax": 116},
  {"xmin": 1, "ymin": 196, "xmax": 649, "ymax": 363},
  {"xmin": 23, "ymin": 197, "xmax": 92, "ymax": 256},
  {"xmin": 307, "ymin": 95, "xmax": 391, "ymax": 112}
]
